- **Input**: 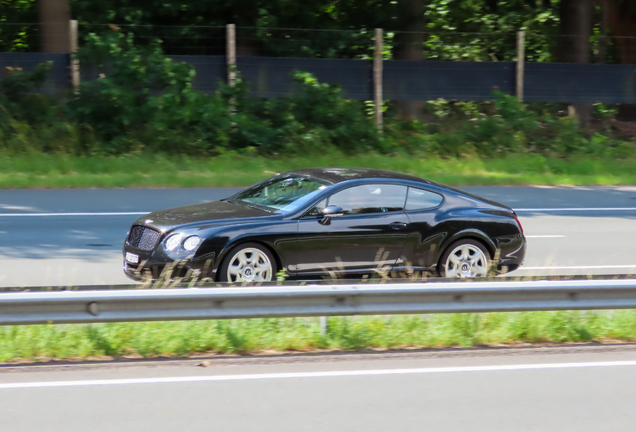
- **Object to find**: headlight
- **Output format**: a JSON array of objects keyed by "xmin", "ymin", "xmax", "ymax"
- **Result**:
[
  {"xmin": 183, "ymin": 235, "xmax": 201, "ymax": 251},
  {"xmin": 165, "ymin": 233, "xmax": 184, "ymax": 251}
]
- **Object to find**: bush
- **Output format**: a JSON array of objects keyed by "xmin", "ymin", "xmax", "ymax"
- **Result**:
[
  {"xmin": 66, "ymin": 31, "xmax": 232, "ymax": 154},
  {"xmin": 61, "ymin": 31, "xmax": 380, "ymax": 155},
  {"xmin": 0, "ymin": 31, "xmax": 633, "ymax": 160},
  {"xmin": 426, "ymin": 92, "xmax": 635, "ymax": 159}
]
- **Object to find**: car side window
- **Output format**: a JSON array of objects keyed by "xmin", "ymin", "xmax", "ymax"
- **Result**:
[
  {"xmin": 307, "ymin": 199, "xmax": 328, "ymax": 216},
  {"xmin": 327, "ymin": 185, "xmax": 407, "ymax": 214},
  {"xmin": 405, "ymin": 187, "xmax": 444, "ymax": 211}
]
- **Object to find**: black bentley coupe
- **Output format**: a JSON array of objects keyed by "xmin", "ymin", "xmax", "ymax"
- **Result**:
[{"xmin": 123, "ymin": 168, "xmax": 526, "ymax": 282}]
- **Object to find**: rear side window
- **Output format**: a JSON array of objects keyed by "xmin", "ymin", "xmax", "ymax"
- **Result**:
[
  {"xmin": 405, "ymin": 187, "xmax": 443, "ymax": 211},
  {"xmin": 328, "ymin": 184, "xmax": 408, "ymax": 214}
]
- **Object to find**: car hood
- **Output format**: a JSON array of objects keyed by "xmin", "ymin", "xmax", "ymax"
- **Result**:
[{"xmin": 137, "ymin": 200, "xmax": 278, "ymax": 230}]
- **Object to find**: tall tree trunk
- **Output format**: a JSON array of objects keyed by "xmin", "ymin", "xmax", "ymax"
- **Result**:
[
  {"xmin": 604, "ymin": 0, "xmax": 636, "ymax": 121},
  {"xmin": 38, "ymin": 0, "xmax": 71, "ymax": 53},
  {"xmin": 235, "ymin": 29, "xmax": 260, "ymax": 57},
  {"xmin": 392, "ymin": 0, "xmax": 426, "ymax": 121},
  {"xmin": 558, "ymin": 0, "xmax": 593, "ymax": 126}
]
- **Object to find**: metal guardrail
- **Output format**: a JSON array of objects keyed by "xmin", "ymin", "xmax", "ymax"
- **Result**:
[
  {"xmin": 3, "ymin": 274, "xmax": 636, "ymax": 293},
  {"xmin": 2, "ymin": 279, "xmax": 636, "ymax": 325}
]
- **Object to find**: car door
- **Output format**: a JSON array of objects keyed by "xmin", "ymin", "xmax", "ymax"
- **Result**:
[
  {"xmin": 397, "ymin": 187, "xmax": 446, "ymax": 273},
  {"xmin": 293, "ymin": 184, "xmax": 410, "ymax": 276}
]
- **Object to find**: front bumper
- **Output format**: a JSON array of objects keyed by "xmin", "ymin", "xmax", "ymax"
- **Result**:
[{"xmin": 122, "ymin": 243, "xmax": 217, "ymax": 282}]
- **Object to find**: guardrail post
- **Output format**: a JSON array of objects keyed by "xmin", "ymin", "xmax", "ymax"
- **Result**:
[
  {"xmin": 320, "ymin": 316, "xmax": 328, "ymax": 336},
  {"xmin": 516, "ymin": 30, "xmax": 525, "ymax": 102},
  {"xmin": 374, "ymin": 28, "xmax": 383, "ymax": 134},
  {"xmin": 69, "ymin": 19, "xmax": 79, "ymax": 93}
]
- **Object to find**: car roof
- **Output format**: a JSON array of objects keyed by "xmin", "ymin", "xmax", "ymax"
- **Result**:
[
  {"xmin": 275, "ymin": 167, "xmax": 511, "ymax": 212},
  {"xmin": 285, "ymin": 168, "xmax": 431, "ymax": 185}
]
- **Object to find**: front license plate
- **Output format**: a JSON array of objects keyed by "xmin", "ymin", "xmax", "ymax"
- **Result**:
[{"xmin": 125, "ymin": 252, "xmax": 139, "ymax": 264}]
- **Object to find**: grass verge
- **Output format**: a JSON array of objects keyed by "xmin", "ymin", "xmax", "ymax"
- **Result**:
[
  {"xmin": 3, "ymin": 311, "xmax": 636, "ymax": 362},
  {"xmin": 1, "ymin": 151, "xmax": 636, "ymax": 189}
]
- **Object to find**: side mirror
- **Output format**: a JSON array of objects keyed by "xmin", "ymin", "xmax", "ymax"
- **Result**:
[{"xmin": 319, "ymin": 205, "xmax": 345, "ymax": 225}]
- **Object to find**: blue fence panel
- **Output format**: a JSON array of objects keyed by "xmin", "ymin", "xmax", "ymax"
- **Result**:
[
  {"xmin": 170, "ymin": 55, "xmax": 226, "ymax": 94},
  {"xmin": 524, "ymin": 62, "xmax": 636, "ymax": 103},
  {"xmin": 5, "ymin": 51, "xmax": 636, "ymax": 104},
  {"xmin": 0, "ymin": 52, "xmax": 69, "ymax": 94},
  {"xmin": 383, "ymin": 60, "xmax": 516, "ymax": 101},
  {"xmin": 237, "ymin": 56, "xmax": 373, "ymax": 99}
]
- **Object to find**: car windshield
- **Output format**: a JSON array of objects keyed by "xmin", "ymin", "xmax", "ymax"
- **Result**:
[{"xmin": 229, "ymin": 175, "xmax": 332, "ymax": 213}]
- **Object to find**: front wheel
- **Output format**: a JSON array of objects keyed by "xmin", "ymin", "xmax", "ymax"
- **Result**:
[
  {"xmin": 438, "ymin": 239, "xmax": 490, "ymax": 278},
  {"xmin": 217, "ymin": 243, "xmax": 277, "ymax": 283}
]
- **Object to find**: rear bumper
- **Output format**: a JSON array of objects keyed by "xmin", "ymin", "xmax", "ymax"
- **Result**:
[{"xmin": 496, "ymin": 235, "xmax": 526, "ymax": 274}]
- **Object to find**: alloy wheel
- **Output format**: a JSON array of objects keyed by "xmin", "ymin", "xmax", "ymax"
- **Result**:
[
  {"xmin": 444, "ymin": 244, "xmax": 489, "ymax": 278},
  {"xmin": 226, "ymin": 247, "xmax": 273, "ymax": 282}
]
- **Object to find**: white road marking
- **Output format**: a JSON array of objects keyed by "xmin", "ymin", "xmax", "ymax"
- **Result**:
[
  {"xmin": 515, "ymin": 207, "xmax": 636, "ymax": 212},
  {"xmin": 2, "ymin": 360, "xmax": 636, "ymax": 390},
  {"xmin": 520, "ymin": 265, "xmax": 636, "ymax": 270},
  {"xmin": 525, "ymin": 235, "xmax": 565, "ymax": 238},
  {"xmin": 0, "ymin": 212, "xmax": 148, "ymax": 217}
]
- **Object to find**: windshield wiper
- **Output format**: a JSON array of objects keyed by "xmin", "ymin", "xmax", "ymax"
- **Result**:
[{"xmin": 248, "ymin": 204, "xmax": 274, "ymax": 213}]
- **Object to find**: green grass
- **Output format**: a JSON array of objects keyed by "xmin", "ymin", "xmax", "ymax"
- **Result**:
[
  {"xmin": 1, "ymin": 151, "xmax": 636, "ymax": 189},
  {"xmin": 3, "ymin": 311, "xmax": 636, "ymax": 362}
]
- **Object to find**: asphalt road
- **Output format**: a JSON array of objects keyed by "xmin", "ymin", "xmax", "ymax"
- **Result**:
[
  {"xmin": 2, "ymin": 186, "xmax": 636, "ymax": 287},
  {"xmin": 2, "ymin": 346, "xmax": 636, "ymax": 431}
]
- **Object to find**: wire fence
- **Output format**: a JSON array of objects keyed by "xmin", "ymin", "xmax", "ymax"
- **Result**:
[
  {"xmin": 0, "ymin": 23, "xmax": 40, "ymax": 52},
  {"xmin": 78, "ymin": 24, "xmax": 227, "ymax": 56},
  {"xmin": 2, "ymin": 23, "xmax": 636, "ymax": 103},
  {"xmin": 2, "ymin": 23, "xmax": 636, "ymax": 64}
]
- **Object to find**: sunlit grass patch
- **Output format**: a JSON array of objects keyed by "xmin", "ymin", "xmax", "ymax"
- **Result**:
[
  {"xmin": 3, "ymin": 310, "xmax": 636, "ymax": 362},
  {"xmin": 0, "ymin": 151, "xmax": 635, "ymax": 189}
]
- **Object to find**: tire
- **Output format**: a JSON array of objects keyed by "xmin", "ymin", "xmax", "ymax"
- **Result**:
[
  {"xmin": 437, "ymin": 239, "xmax": 491, "ymax": 278},
  {"xmin": 217, "ymin": 242, "xmax": 278, "ymax": 283}
]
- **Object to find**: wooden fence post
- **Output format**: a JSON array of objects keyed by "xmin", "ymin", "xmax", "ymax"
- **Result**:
[
  {"xmin": 516, "ymin": 31, "xmax": 525, "ymax": 102},
  {"xmin": 69, "ymin": 19, "xmax": 79, "ymax": 92},
  {"xmin": 374, "ymin": 28, "xmax": 384, "ymax": 133},
  {"xmin": 226, "ymin": 24, "xmax": 236, "ymax": 87},
  {"xmin": 226, "ymin": 24, "xmax": 236, "ymax": 117}
]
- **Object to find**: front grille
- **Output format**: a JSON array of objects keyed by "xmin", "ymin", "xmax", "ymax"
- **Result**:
[{"xmin": 127, "ymin": 225, "xmax": 161, "ymax": 251}]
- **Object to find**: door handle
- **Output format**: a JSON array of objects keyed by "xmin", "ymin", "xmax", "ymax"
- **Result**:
[{"xmin": 389, "ymin": 221, "xmax": 408, "ymax": 230}]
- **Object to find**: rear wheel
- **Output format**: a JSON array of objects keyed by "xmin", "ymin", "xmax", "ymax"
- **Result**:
[
  {"xmin": 217, "ymin": 243, "xmax": 277, "ymax": 283},
  {"xmin": 438, "ymin": 239, "xmax": 490, "ymax": 278}
]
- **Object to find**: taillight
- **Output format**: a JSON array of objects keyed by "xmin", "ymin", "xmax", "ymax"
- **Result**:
[{"xmin": 513, "ymin": 213, "xmax": 524, "ymax": 234}]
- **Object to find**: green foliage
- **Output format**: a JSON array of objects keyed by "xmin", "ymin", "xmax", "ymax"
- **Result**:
[
  {"xmin": 64, "ymin": 0, "xmax": 561, "ymax": 62},
  {"xmin": 0, "ymin": 32, "xmax": 382, "ymax": 155},
  {"xmin": 0, "ymin": 62, "xmax": 54, "ymax": 128},
  {"xmin": 65, "ymin": 31, "xmax": 229, "ymax": 153},
  {"xmin": 0, "ymin": 61, "xmax": 50, "ymax": 99},
  {"xmin": 4, "ymin": 310, "xmax": 636, "ymax": 361},
  {"xmin": 0, "ymin": 62, "xmax": 75, "ymax": 153},
  {"xmin": 0, "ymin": 1, "xmax": 38, "ymax": 51},
  {"xmin": 420, "ymin": 0, "xmax": 558, "ymax": 62},
  {"xmin": 422, "ymin": 92, "xmax": 636, "ymax": 159},
  {"xmin": 0, "ymin": 33, "xmax": 632, "ymax": 160},
  {"xmin": 283, "ymin": 71, "xmax": 380, "ymax": 152}
]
